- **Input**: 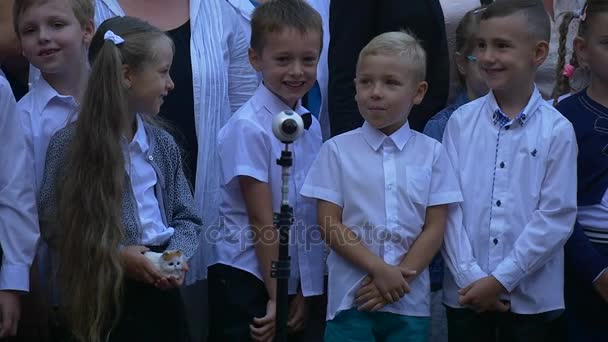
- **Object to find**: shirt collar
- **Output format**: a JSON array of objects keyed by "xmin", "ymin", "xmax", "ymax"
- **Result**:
[
  {"xmin": 129, "ymin": 114, "xmax": 149, "ymax": 153},
  {"xmin": 252, "ymin": 82, "xmax": 310, "ymax": 117},
  {"xmin": 486, "ymin": 86, "xmax": 543, "ymax": 128},
  {"xmin": 31, "ymin": 77, "xmax": 77, "ymax": 115},
  {"xmin": 362, "ymin": 121, "xmax": 412, "ymax": 152}
]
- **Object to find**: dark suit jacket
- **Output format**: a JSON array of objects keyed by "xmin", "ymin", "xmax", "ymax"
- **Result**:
[{"xmin": 328, "ymin": 0, "xmax": 450, "ymax": 135}]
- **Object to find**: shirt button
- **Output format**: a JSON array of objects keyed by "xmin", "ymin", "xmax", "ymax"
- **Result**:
[
  {"xmin": 496, "ymin": 200, "xmax": 501, "ymax": 207},
  {"xmin": 148, "ymin": 155, "xmax": 154, "ymax": 161},
  {"xmin": 493, "ymin": 238, "xmax": 499, "ymax": 245},
  {"xmin": 500, "ymin": 162, "xmax": 505, "ymax": 168}
]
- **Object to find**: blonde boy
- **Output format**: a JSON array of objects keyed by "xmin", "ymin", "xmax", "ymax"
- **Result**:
[{"xmin": 301, "ymin": 31, "xmax": 463, "ymax": 342}]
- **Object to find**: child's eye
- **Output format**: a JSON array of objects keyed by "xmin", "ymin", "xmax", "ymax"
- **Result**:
[
  {"xmin": 497, "ymin": 43, "xmax": 509, "ymax": 49},
  {"xmin": 477, "ymin": 41, "xmax": 486, "ymax": 49},
  {"xmin": 386, "ymin": 79, "xmax": 401, "ymax": 86},
  {"xmin": 276, "ymin": 56, "xmax": 289, "ymax": 63},
  {"xmin": 52, "ymin": 22, "xmax": 66, "ymax": 28}
]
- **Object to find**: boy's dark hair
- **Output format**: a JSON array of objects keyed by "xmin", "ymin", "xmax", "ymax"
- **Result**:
[
  {"xmin": 250, "ymin": 0, "xmax": 323, "ymax": 54},
  {"xmin": 13, "ymin": 0, "xmax": 95, "ymax": 35},
  {"xmin": 481, "ymin": 0, "xmax": 551, "ymax": 42}
]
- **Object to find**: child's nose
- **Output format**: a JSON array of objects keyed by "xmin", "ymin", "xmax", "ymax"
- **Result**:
[
  {"xmin": 37, "ymin": 27, "xmax": 50, "ymax": 43},
  {"xmin": 290, "ymin": 61, "xmax": 304, "ymax": 77}
]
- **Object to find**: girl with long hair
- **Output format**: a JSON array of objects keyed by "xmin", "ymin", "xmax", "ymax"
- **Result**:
[{"xmin": 38, "ymin": 16, "xmax": 202, "ymax": 342}]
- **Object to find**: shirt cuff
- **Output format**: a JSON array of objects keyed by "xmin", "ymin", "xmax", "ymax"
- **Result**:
[
  {"xmin": 593, "ymin": 267, "xmax": 608, "ymax": 284},
  {"xmin": 300, "ymin": 185, "xmax": 342, "ymax": 208},
  {"xmin": 429, "ymin": 191, "xmax": 463, "ymax": 207},
  {"xmin": 455, "ymin": 262, "xmax": 487, "ymax": 288},
  {"xmin": 0, "ymin": 264, "xmax": 30, "ymax": 292},
  {"xmin": 491, "ymin": 258, "xmax": 526, "ymax": 292}
]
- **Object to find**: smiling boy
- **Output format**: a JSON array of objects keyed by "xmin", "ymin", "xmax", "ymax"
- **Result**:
[{"xmin": 441, "ymin": 0, "xmax": 577, "ymax": 340}]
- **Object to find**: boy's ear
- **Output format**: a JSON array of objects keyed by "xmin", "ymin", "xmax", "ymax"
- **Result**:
[
  {"xmin": 82, "ymin": 19, "xmax": 95, "ymax": 46},
  {"xmin": 532, "ymin": 40, "xmax": 550, "ymax": 67},
  {"xmin": 248, "ymin": 47, "xmax": 262, "ymax": 72},
  {"xmin": 412, "ymin": 81, "xmax": 428, "ymax": 105}
]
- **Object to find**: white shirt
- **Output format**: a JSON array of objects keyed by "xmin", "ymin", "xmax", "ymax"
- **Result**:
[
  {"xmin": 441, "ymin": 87, "xmax": 578, "ymax": 314},
  {"xmin": 225, "ymin": 0, "xmax": 331, "ymax": 140},
  {"xmin": 0, "ymin": 75, "xmax": 39, "ymax": 291},
  {"xmin": 301, "ymin": 122, "xmax": 463, "ymax": 319},
  {"xmin": 95, "ymin": 0, "xmax": 258, "ymax": 282},
  {"xmin": 211, "ymin": 83, "xmax": 325, "ymax": 296},
  {"xmin": 17, "ymin": 77, "xmax": 77, "ymax": 194},
  {"xmin": 124, "ymin": 115, "xmax": 174, "ymax": 246}
]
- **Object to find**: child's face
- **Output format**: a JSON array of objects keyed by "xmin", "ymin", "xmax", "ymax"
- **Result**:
[
  {"xmin": 575, "ymin": 13, "xmax": 608, "ymax": 88},
  {"xmin": 354, "ymin": 54, "xmax": 427, "ymax": 136},
  {"xmin": 475, "ymin": 13, "xmax": 547, "ymax": 94},
  {"xmin": 125, "ymin": 37, "xmax": 175, "ymax": 116},
  {"xmin": 17, "ymin": 0, "xmax": 93, "ymax": 76},
  {"xmin": 249, "ymin": 28, "xmax": 321, "ymax": 109}
]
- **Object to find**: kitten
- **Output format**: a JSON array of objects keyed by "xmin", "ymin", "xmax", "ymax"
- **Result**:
[{"xmin": 144, "ymin": 250, "xmax": 185, "ymax": 278}]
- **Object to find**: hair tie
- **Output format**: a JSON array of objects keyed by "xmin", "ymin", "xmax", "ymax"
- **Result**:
[
  {"xmin": 563, "ymin": 64, "xmax": 576, "ymax": 79},
  {"xmin": 104, "ymin": 30, "xmax": 125, "ymax": 45}
]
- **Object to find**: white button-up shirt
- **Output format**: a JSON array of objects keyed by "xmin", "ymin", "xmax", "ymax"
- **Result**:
[
  {"xmin": 301, "ymin": 122, "xmax": 463, "ymax": 319},
  {"xmin": 441, "ymin": 87, "xmax": 578, "ymax": 314},
  {"xmin": 0, "ymin": 75, "xmax": 39, "ymax": 291},
  {"xmin": 124, "ymin": 115, "xmax": 174, "ymax": 246},
  {"xmin": 211, "ymin": 83, "xmax": 324, "ymax": 296},
  {"xmin": 17, "ymin": 77, "xmax": 77, "ymax": 194}
]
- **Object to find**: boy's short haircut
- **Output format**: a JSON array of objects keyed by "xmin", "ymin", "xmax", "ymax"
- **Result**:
[
  {"xmin": 481, "ymin": 0, "xmax": 551, "ymax": 42},
  {"xmin": 358, "ymin": 31, "xmax": 427, "ymax": 84},
  {"xmin": 250, "ymin": 0, "xmax": 323, "ymax": 54},
  {"xmin": 13, "ymin": 0, "xmax": 95, "ymax": 34}
]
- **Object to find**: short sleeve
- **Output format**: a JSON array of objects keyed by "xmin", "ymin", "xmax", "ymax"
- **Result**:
[
  {"xmin": 428, "ymin": 143, "xmax": 463, "ymax": 206},
  {"xmin": 217, "ymin": 118, "xmax": 271, "ymax": 185},
  {"xmin": 300, "ymin": 139, "xmax": 343, "ymax": 207}
]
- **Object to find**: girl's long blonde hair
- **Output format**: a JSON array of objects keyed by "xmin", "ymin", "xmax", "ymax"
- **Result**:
[{"xmin": 56, "ymin": 16, "xmax": 172, "ymax": 342}]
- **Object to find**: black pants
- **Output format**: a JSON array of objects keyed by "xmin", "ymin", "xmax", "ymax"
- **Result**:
[
  {"xmin": 207, "ymin": 264, "xmax": 306, "ymax": 342},
  {"xmin": 328, "ymin": 0, "xmax": 449, "ymax": 135},
  {"xmin": 108, "ymin": 279, "xmax": 190, "ymax": 342},
  {"xmin": 445, "ymin": 306, "xmax": 561, "ymax": 342}
]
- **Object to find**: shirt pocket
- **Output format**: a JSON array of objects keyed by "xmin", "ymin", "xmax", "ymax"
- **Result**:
[{"xmin": 405, "ymin": 166, "xmax": 431, "ymax": 206}]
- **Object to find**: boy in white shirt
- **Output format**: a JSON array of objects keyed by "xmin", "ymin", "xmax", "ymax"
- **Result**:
[
  {"xmin": 441, "ymin": 0, "xmax": 577, "ymax": 340},
  {"xmin": 208, "ymin": 1, "xmax": 325, "ymax": 341},
  {"xmin": 0, "ymin": 74, "xmax": 39, "ymax": 338},
  {"xmin": 301, "ymin": 31, "xmax": 463, "ymax": 342},
  {"xmin": 14, "ymin": 0, "xmax": 94, "ymax": 192}
]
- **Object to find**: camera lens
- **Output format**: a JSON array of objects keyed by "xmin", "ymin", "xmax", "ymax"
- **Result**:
[{"xmin": 281, "ymin": 119, "xmax": 298, "ymax": 135}]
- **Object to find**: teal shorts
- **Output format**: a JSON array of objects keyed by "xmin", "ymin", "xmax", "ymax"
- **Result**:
[{"xmin": 324, "ymin": 308, "xmax": 430, "ymax": 342}]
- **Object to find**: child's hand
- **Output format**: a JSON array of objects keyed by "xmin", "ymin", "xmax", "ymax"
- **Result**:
[
  {"xmin": 593, "ymin": 271, "xmax": 608, "ymax": 303},
  {"xmin": 287, "ymin": 291, "xmax": 308, "ymax": 333},
  {"xmin": 354, "ymin": 276, "xmax": 389, "ymax": 311},
  {"xmin": 119, "ymin": 246, "xmax": 162, "ymax": 285},
  {"xmin": 458, "ymin": 276, "xmax": 509, "ymax": 313},
  {"xmin": 0, "ymin": 290, "xmax": 20, "ymax": 337},
  {"xmin": 250, "ymin": 299, "xmax": 276, "ymax": 342},
  {"xmin": 370, "ymin": 263, "xmax": 412, "ymax": 303}
]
